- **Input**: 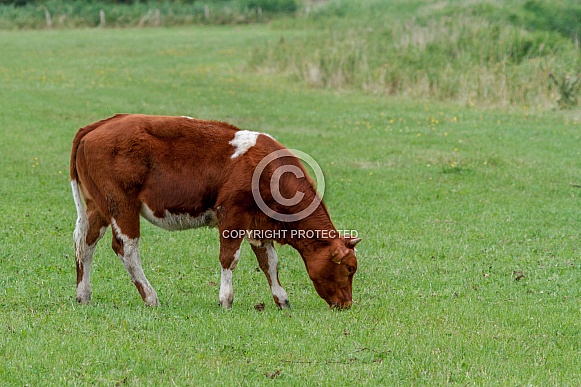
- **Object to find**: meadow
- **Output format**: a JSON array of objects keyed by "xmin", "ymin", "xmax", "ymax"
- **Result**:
[{"xmin": 1, "ymin": 2, "xmax": 581, "ymax": 386}]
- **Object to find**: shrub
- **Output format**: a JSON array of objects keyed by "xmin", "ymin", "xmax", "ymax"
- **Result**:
[
  {"xmin": 0, "ymin": 0, "xmax": 300, "ymax": 28},
  {"xmin": 242, "ymin": 0, "xmax": 297, "ymax": 14},
  {"xmin": 250, "ymin": 0, "xmax": 581, "ymax": 109}
]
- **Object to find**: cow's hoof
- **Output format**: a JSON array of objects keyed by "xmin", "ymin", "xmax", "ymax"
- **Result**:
[
  {"xmin": 76, "ymin": 290, "xmax": 91, "ymax": 304},
  {"xmin": 218, "ymin": 299, "xmax": 233, "ymax": 310},
  {"xmin": 144, "ymin": 295, "xmax": 160, "ymax": 307},
  {"xmin": 276, "ymin": 299, "xmax": 291, "ymax": 309}
]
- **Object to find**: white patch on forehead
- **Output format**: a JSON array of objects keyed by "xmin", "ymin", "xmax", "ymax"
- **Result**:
[
  {"xmin": 140, "ymin": 204, "xmax": 217, "ymax": 231},
  {"xmin": 229, "ymin": 130, "xmax": 261, "ymax": 159},
  {"xmin": 181, "ymin": 116, "xmax": 194, "ymax": 119}
]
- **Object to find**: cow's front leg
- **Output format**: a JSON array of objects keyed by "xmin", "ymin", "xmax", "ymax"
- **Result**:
[
  {"xmin": 218, "ymin": 233, "xmax": 243, "ymax": 309},
  {"xmin": 251, "ymin": 242, "xmax": 290, "ymax": 308}
]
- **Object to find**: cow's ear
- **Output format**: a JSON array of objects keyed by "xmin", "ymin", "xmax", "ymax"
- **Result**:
[
  {"xmin": 345, "ymin": 238, "xmax": 362, "ymax": 249},
  {"xmin": 331, "ymin": 245, "xmax": 349, "ymax": 264}
]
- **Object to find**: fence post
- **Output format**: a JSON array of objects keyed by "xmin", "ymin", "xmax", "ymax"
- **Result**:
[
  {"xmin": 99, "ymin": 9, "xmax": 106, "ymax": 27},
  {"xmin": 44, "ymin": 7, "xmax": 52, "ymax": 29},
  {"xmin": 154, "ymin": 9, "xmax": 160, "ymax": 26}
]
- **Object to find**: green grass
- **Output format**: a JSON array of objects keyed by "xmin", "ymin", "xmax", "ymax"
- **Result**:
[
  {"xmin": 1, "ymin": 16, "xmax": 581, "ymax": 387},
  {"xmin": 2, "ymin": 0, "xmax": 580, "ymax": 108}
]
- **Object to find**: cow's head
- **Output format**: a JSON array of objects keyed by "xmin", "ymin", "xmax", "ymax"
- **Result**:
[{"xmin": 305, "ymin": 237, "xmax": 361, "ymax": 309}]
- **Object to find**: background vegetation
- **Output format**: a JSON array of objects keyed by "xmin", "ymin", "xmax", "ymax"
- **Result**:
[
  {"xmin": 0, "ymin": 0, "xmax": 298, "ymax": 27},
  {"xmin": 250, "ymin": 0, "xmax": 581, "ymax": 108},
  {"xmin": 0, "ymin": 0, "xmax": 580, "ymax": 385},
  {"xmin": 1, "ymin": 0, "xmax": 579, "ymax": 109}
]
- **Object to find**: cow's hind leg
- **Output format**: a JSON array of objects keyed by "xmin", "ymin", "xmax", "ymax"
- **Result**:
[
  {"xmin": 250, "ymin": 242, "xmax": 290, "ymax": 309},
  {"xmin": 111, "ymin": 216, "xmax": 160, "ymax": 307},
  {"xmin": 74, "ymin": 198, "xmax": 108, "ymax": 304}
]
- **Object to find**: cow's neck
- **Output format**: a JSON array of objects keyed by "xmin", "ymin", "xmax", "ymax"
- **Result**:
[{"xmin": 284, "ymin": 205, "xmax": 337, "ymax": 255}]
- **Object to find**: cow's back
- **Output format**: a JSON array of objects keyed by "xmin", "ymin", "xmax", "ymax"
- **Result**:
[{"xmin": 72, "ymin": 114, "xmax": 275, "ymax": 222}]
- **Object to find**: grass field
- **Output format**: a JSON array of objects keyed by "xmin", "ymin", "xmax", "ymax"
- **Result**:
[{"xmin": 1, "ymin": 15, "xmax": 581, "ymax": 387}]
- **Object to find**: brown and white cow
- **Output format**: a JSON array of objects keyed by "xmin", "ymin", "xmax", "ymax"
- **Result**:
[{"xmin": 70, "ymin": 114, "xmax": 360, "ymax": 309}]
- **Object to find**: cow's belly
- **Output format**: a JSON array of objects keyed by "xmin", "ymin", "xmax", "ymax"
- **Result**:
[{"xmin": 140, "ymin": 203, "xmax": 217, "ymax": 231}]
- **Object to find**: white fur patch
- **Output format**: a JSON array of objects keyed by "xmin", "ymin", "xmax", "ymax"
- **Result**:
[
  {"xmin": 265, "ymin": 243, "xmax": 288, "ymax": 303},
  {"xmin": 111, "ymin": 219, "xmax": 159, "ymax": 306},
  {"xmin": 71, "ymin": 180, "xmax": 88, "ymax": 262},
  {"xmin": 219, "ymin": 247, "xmax": 241, "ymax": 308},
  {"xmin": 71, "ymin": 180, "xmax": 84, "ymax": 218},
  {"xmin": 219, "ymin": 268, "xmax": 233, "ymax": 304},
  {"xmin": 111, "ymin": 219, "xmax": 142, "ymax": 283},
  {"xmin": 231, "ymin": 247, "xmax": 241, "ymax": 270},
  {"xmin": 72, "ymin": 180, "xmax": 109, "ymax": 303},
  {"xmin": 140, "ymin": 204, "xmax": 217, "ymax": 231},
  {"xmin": 229, "ymin": 130, "xmax": 260, "ymax": 158},
  {"xmin": 111, "ymin": 220, "xmax": 138, "ymax": 256},
  {"xmin": 71, "ymin": 181, "xmax": 107, "ymax": 251}
]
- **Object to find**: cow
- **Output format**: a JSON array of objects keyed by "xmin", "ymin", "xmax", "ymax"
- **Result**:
[{"xmin": 70, "ymin": 114, "xmax": 360, "ymax": 309}]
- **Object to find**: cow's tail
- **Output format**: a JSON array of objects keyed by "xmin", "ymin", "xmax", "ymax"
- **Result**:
[{"xmin": 70, "ymin": 114, "xmax": 127, "ymax": 250}]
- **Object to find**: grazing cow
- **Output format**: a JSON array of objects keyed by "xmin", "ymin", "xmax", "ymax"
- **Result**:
[{"xmin": 70, "ymin": 114, "xmax": 360, "ymax": 309}]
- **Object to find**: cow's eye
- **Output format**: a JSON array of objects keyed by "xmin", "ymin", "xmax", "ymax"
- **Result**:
[{"xmin": 346, "ymin": 265, "xmax": 356, "ymax": 275}]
